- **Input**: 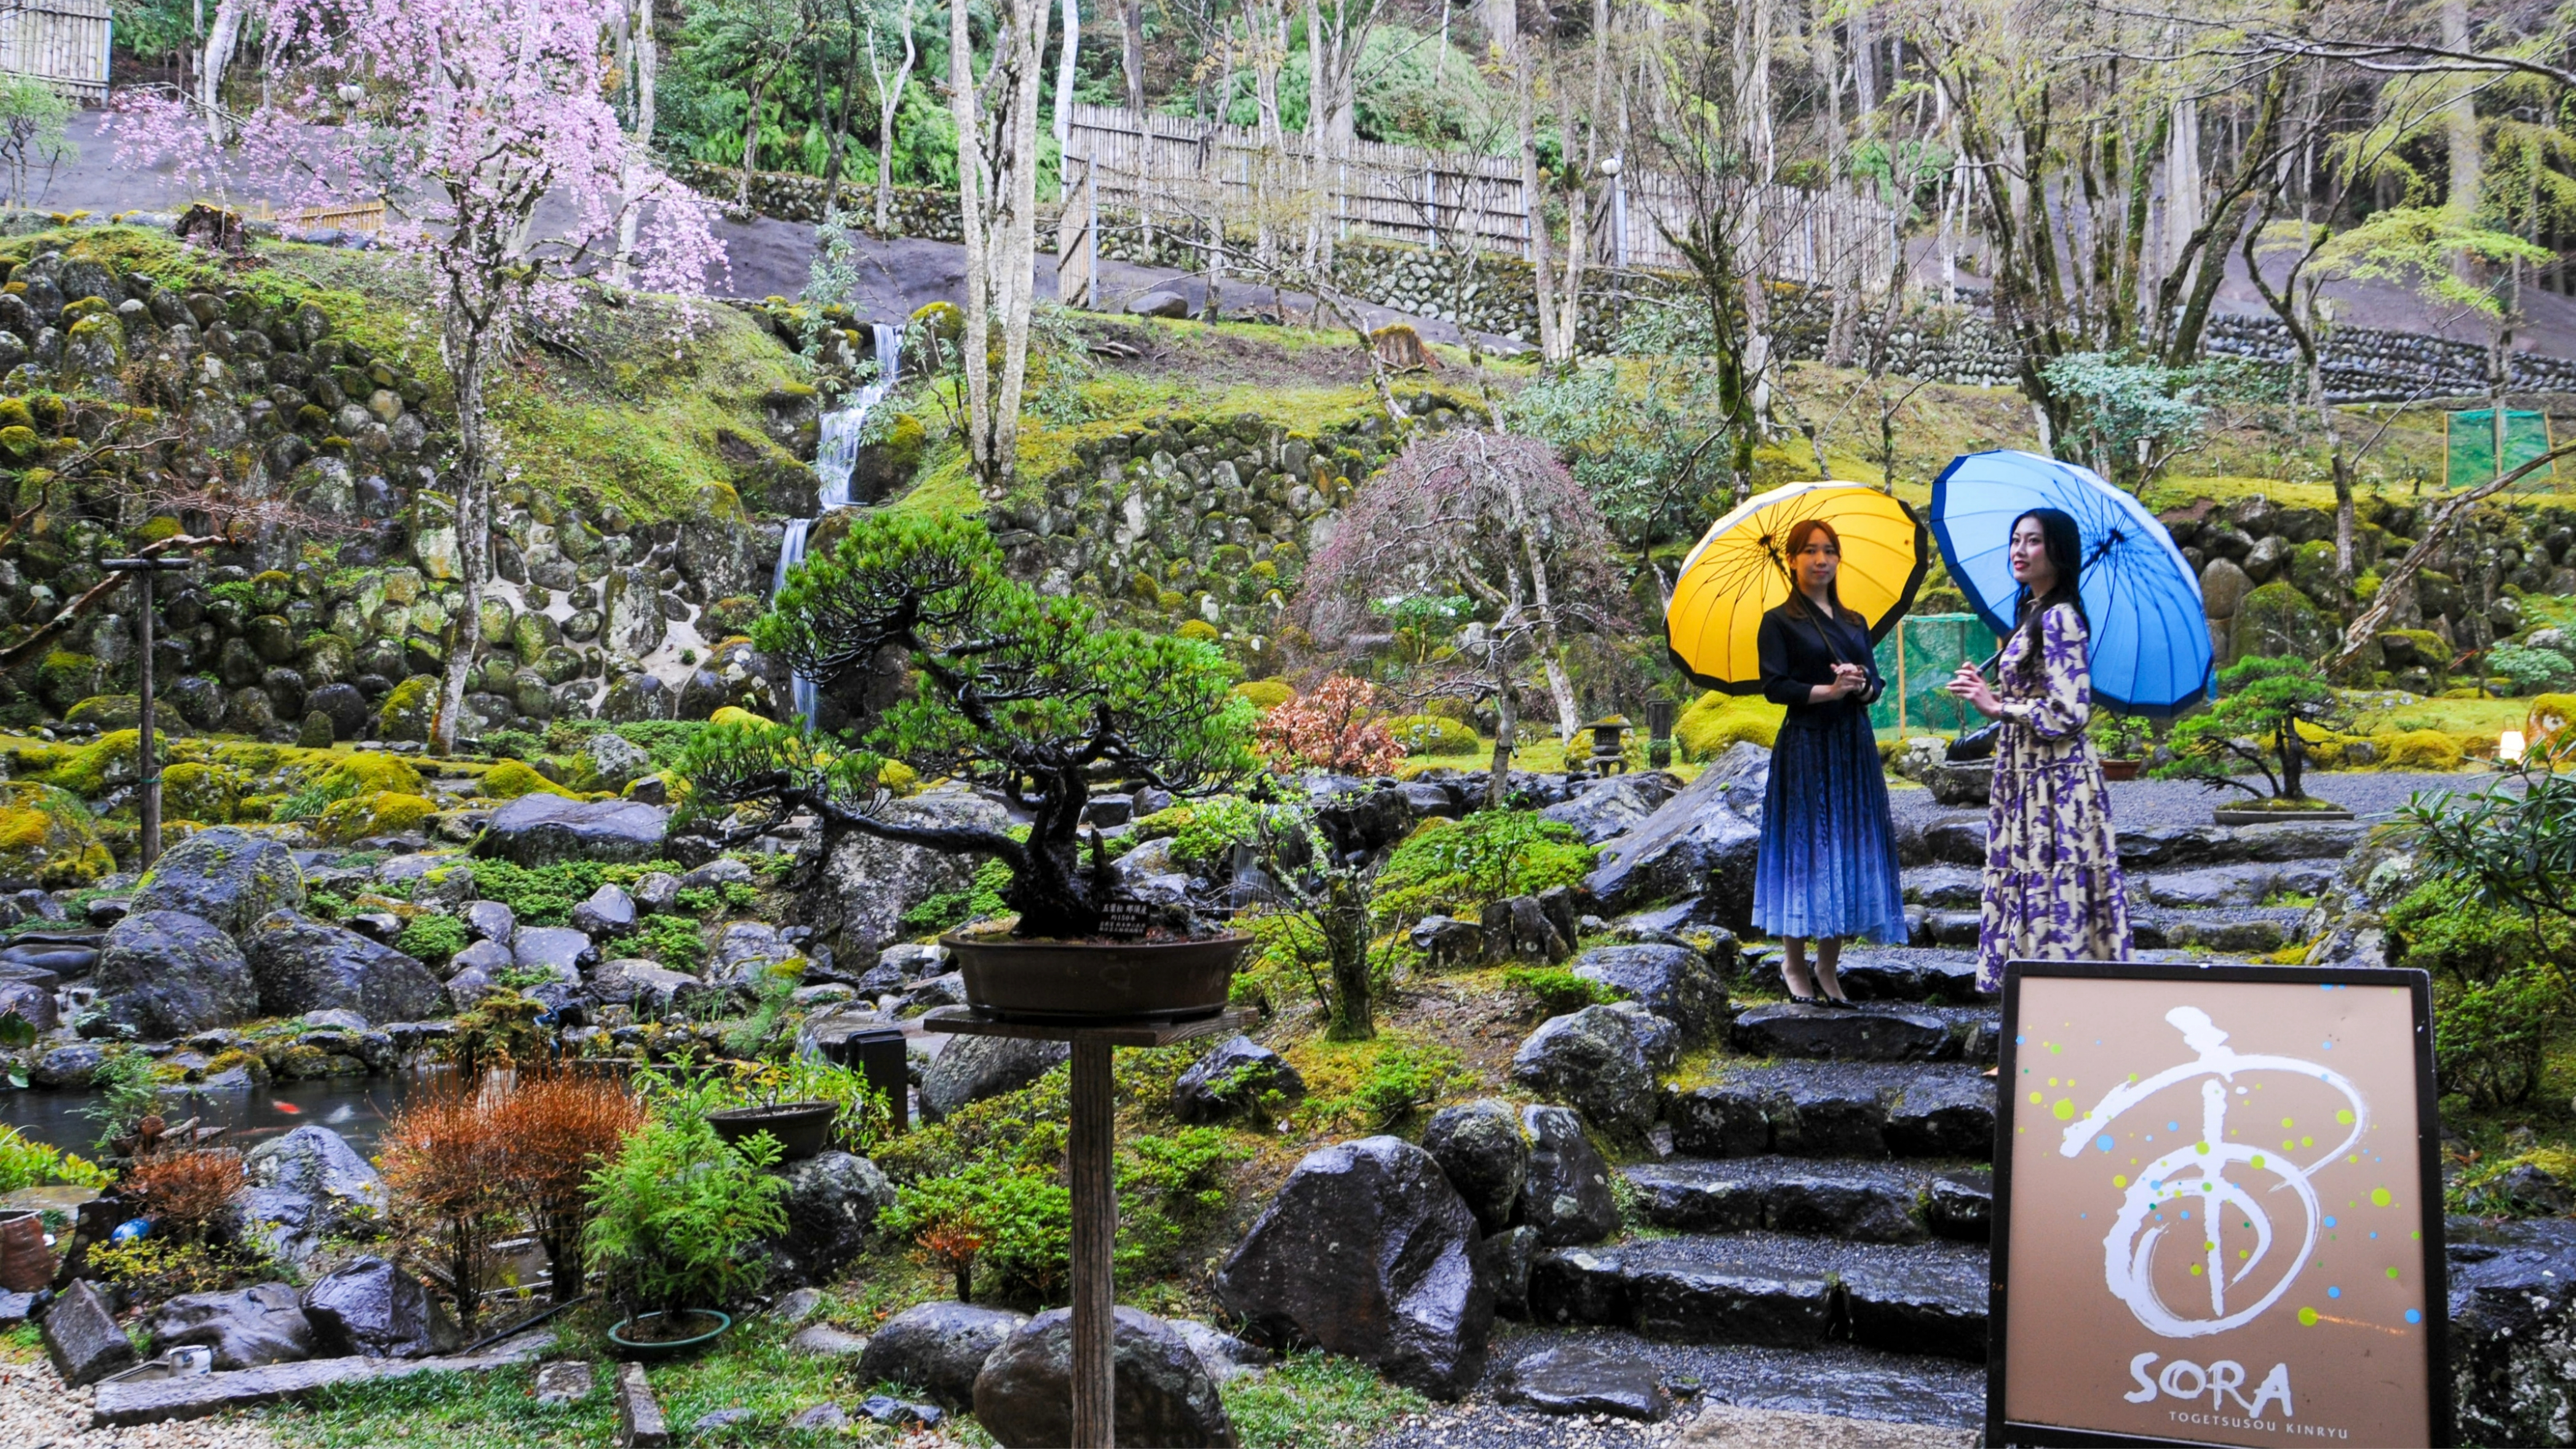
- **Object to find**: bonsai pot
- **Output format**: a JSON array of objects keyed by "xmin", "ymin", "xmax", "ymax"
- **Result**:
[
  {"xmin": 2099, "ymin": 759, "xmax": 2143, "ymax": 782},
  {"xmin": 706, "ymin": 1100, "xmax": 838, "ymax": 1161},
  {"xmin": 941, "ymin": 931, "xmax": 1252, "ymax": 1024},
  {"xmin": 608, "ymin": 1309, "xmax": 732, "ymax": 1360}
]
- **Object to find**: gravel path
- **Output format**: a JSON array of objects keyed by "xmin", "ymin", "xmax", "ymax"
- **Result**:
[
  {"xmin": 1889, "ymin": 769, "xmax": 2487, "ymax": 836},
  {"xmin": 0, "ymin": 1357, "xmax": 279, "ymax": 1449}
]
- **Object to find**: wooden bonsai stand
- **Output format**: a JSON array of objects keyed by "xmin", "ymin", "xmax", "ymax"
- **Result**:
[{"xmin": 921, "ymin": 1006, "xmax": 1255, "ymax": 1448}]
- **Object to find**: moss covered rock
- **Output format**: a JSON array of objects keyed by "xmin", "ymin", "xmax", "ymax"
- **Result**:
[
  {"xmin": 1388, "ymin": 714, "xmax": 1481, "ymax": 756},
  {"xmin": 2231, "ymin": 582, "xmax": 2334, "ymax": 662},
  {"xmin": 64, "ymin": 694, "xmax": 140, "ymax": 731},
  {"xmin": 316, "ymin": 791, "xmax": 437, "ymax": 843},
  {"xmin": 0, "ymin": 781, "xmax": 111, "ymax": 886},
  {"xmin": 160, "ymin": 761, "xmax": 240, "ymax": 824},
  {"xmin": 36, "ymin": 651, "xmax": 103, "ymax": 711},
  {"xmin": 41, "ymin": 729, "xmax": 139, "ymax": 795},
  {"xmin": 479, "ymin": 760, "xmax": 573, "ymax": 801},
  {"xmin": 2375, "ymin": 729, "xmax": 2465, "ymax": 771},
  {"xmin": 377, "ymin": 674, "xmax": 439, "ymax": 742},
  {"xmin": 132, "ymin": 825, "xmax": 304, "ymax": 934}
]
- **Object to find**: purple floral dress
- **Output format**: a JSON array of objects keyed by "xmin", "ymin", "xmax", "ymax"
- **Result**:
[{"xmin": 1976, "ymin": 602, "xmax": 2132, "ymax": 990}]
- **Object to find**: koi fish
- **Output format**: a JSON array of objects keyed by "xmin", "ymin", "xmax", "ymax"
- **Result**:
[{"xmin": 272, "ymin": 1101, "xmax": 303, "ymax": 1114}]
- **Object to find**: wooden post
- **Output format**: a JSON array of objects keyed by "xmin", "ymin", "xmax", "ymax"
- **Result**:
[
  {"xmin": 920, "ymin": 1006, "xmax": 1251, "ymax": 1448},
  {"xmin": 101, "ymin": 558, "xmax": 192, "ymax": 868},
  {"xmin": 1067, "ymin": 1036, "xmax": 1115, "ymax": 1447},
  {"xmin": 134, "ymin": 567, "xmax": 157, "ymax": 868}
]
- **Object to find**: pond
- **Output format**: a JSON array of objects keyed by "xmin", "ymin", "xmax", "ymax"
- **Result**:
[{"xmin": 0, "ymin": 1070, "xmax": 439, "ymax": 1160}]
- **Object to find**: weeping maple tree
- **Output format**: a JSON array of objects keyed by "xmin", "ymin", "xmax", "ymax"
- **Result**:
[
  {"xmin": 675, "ymin": 513, "xmax": 1256, "ymax": 939},
  {"xmin": 113, "ymin": 0, "xmax": 725, "ymax": 753}
]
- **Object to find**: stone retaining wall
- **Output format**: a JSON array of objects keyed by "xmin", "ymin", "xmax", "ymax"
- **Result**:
[{"xmin": 681, "ymin": 157, "xmax": 2576, "ymax": 397}]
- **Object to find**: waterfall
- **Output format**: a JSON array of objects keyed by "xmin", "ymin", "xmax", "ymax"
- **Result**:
[{"xmin": 770, "ymin": 324, "xmax": 902, "ymax": 728}]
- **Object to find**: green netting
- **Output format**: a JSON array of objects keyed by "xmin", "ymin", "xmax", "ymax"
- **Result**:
[
  {"xmin": 2446, "ymin": 408, "xmax": 2554, "ymax": 489},
  {"xmin": 1870, "ymin": 613, "xmax": 2005, "ymax": 734}
]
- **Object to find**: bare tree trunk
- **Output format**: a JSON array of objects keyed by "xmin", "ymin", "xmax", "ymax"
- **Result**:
[
  {"xmin": 1509, "ymin": 12, "xmax": 1562, "ymax": 363},
  {"xmin": 872, "ymin": 1, "xmax": 918, "ymax": 234},
  {"xmin": 199, "ymin": 0, "xmax": 245, "ymax": 145},
  {"xmin": 614, "ymin": 0, "xmax": 657, "ymax": 284},
  {"xmin": 953, "ymin": 0, "xmax": 996, "ymax": 484},
  {"xmin": 2443, "ymin": 0, "xmax": 2479, "ymax": 215},
  {"xmin": 1120, "ymin": 0, "xmax": 1144, "ymax": 111},
  {"xmin": 1485, "ymin": 663, "xmax": 1519, "ymax": 809},
  {"xmin": 1054, "ymin": 0, "xmax": 1080, "ymax": 144},
  {"xmin": 433, "ymin": 318, "xmax": 492, "ymax": 756}
]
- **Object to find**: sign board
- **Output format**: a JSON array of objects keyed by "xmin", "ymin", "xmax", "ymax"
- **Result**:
[
  {"xmin": 1097, "ymin": 894, "xmax": 1153, "ymax": 942},
  {"xmin": 1989, "ymin": 961, "xmax": 2449, "ymax": 1448},
  {"xmin": 2444, "ymin": 408, "xmax": 2554, "ymax": 490}
]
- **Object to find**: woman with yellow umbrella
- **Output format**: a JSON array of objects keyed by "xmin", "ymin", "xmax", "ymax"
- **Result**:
[{"xmin": 1668, "ymin": 483, "xmax": 1926, "ymax": 1006}]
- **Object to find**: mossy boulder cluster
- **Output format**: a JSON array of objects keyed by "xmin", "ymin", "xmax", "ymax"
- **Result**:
[
  {"xmin": 2171, "ymin": 491, "xmax": 2576, "ymax": 696},
  {"xmin": 985, "ymin": 391, "xmax": 1484, "ymax": 676}
]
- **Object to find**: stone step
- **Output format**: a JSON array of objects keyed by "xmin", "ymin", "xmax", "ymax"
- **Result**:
[
  {"xmin": 1530, "ymin": 1232, "xmax": 1989, "ymax": 1361},
  {"xmin": 1904, "ymin": 859, "xmax": 2335, "ymax": 913},
  {"xmin": 1727, "ymin": 1001, "xmax": 1997, "ymax": 1063},
  {"xmin": 1623, "ymin": 1158, "xmax": 1992, "ymax": 1244},
  {"xmin": 1738, "ymin": 946, "xmax": 1981, "ymax": 1004},
  {"xmin": 2128, "ymin": 905, "xmax": 2307, "ymax": 955},
  {"xmin": 1664, "ymin": 1062, "xmax": 1995, "ymax": 1161},
  {"xmin": 1902, "ymin": 815, "xmax": 2364, "ymax": 870}
]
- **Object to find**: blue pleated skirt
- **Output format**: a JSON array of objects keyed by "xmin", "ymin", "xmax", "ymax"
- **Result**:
[{"xmin": 1751, "ymin": 713, "xmax": 1908, "ymax": 943}]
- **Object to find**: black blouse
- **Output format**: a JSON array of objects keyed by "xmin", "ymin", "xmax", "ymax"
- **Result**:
[{"xmin": 1757, "ymin": 599, "xmax": 1885, "ymax": 729}]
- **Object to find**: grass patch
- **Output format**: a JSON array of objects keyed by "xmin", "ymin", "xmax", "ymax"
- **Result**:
[{"xmin": 1223, "ymin": 1349, "xmax": 1429, "ymax": 1449}]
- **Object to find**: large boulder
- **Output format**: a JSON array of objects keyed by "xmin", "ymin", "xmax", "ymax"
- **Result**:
[
  {"xmin": 144, "ymin": 1282, "xmax": 316, "ymax": 1370},
  {"xmin": 239, "ymin": 1124, "xmax": 386, "ymax": 1263},
  {"xmin": 810, "ymin": 785, "xmax": 1010, "ymax": 961},
  {"xmin": 44, "ymin": 1279, "xmax": 136, "ymax": 1387},
  {"xmin": 1540, "ymin": 772, "xmax": 1680, "ymax": 845},
  {"xmin": 1214, "ymin": 1136, "xmax": 1493, "ymax": 1399},
  {"xmin": 301, "ymin": 1255, "xmax": 463, "ymax": 1359},
  {"xmin": 1170, "ymin": 1036, "xmax": 1304, "ymax": 1124},
  {"xmin": 1571, "ymin": 943, "xmax": 1728, "ymax": 1041},
  {"xmin": 1586, "ymin": 744, "xmax": 1766, "ymax": 926},
  {"xmin": 2450, "ymin": 1218, "xmax": 2576, "ymax": 1445},
  {"xmin": 769, "ymin": 1151, "xmax": 895, "ymax": 1284},
  {"xmin": 974, "ymin": 1306, "xmax": 1238, "ymax": 1448},
  {"xmin": 1421, "ymin": 1098, "xmax": 1528, "ymax": 1235},
  {"xmin": 1509, "ymin": 1007, "xmax": 1660, "ymax": 1137},
  {"xmin": 1518, "ymin": 1105, "xmax": 1620, "ymax": 1246},
  {"xmin": 854, "ymin": 1301, "xmax": 1030, "ymax": 1408},
  {"xmin": 132, "ymin": 825, "xmax": 304, "ymax": 934},
  {"xmin": 472, "ymin": 794, "xmax": 669, "ymax": 864},
  {"xmin": 920, "ymin": 1035, "xmax": 1069, "ymax": 1122},
  {"xmin": 93, "ymin": 908, "xmax": 258, "ymax": 1037},
  {"xmin": 244, "ymin": 910, "xmax": 447, "ymax": 1022}
]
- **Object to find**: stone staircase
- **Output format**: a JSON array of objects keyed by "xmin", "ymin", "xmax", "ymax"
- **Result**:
[{"xmin": 1524, "ymin": 812, "xmax": 2367, "ymax": 1389}]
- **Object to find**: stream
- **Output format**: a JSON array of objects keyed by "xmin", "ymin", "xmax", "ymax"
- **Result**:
[{"xmin": 771, "ymin": 323, "xmax": 902, "ymax": 728}]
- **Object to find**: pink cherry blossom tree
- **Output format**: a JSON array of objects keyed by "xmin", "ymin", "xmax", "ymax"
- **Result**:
[{"xmin": 114, "ymin": 0, "xmax": 726, "ymax": 752}]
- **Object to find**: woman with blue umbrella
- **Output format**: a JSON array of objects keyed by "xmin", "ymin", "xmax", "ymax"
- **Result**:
[{"xmin": 1934, "ymin": 451, "xmax": 2206, "ymax": 992}]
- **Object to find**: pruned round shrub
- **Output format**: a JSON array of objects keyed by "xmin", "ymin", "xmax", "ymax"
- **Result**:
[
  {"xmin": 2379, "ymin": 729, "xmax": 2464, "ymax": 771},
  {"xmin": 1676, "ymin": 691, "xmax": 1782, "ymax": 759},
  {"xmin": 1386, "ymin": 713, "xmax": 1479, "ymax": 756}
]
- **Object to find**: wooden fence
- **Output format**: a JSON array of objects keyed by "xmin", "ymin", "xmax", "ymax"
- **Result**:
[
  {"xmin": 1060, "ymin": 101, "xmax": 1898, "ymax": 287},
  {"xmin": 0, "ymin": 0, "xmax": 109, "ymax": 104}
]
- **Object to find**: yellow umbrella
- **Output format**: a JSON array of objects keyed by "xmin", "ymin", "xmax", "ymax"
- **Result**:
[{"xmin": 1664, "ymin": 480, "xmax": 1929, "ymax": 694}]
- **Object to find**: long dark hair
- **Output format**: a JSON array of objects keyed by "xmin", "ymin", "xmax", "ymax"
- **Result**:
[
  {"xmin": 2008, "ymin": 507, "xmax": 2088, "ymax": 682},
  {"xmin": 1781, "ymin": 518, "xmax": 1865, "ymax": 627}
]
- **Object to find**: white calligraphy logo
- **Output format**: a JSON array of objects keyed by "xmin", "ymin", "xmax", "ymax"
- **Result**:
[{"xmin": 2054, "ymin": 1006, "xmax": 2367, "ymax": 1338}]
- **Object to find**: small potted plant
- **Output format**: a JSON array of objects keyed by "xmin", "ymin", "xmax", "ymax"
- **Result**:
[
  {"xmin": 582, "ymin": 1089, "xmax": 787, "ymax": 1359},
  {"xmin": 2090, "ymin": 712, "xmax": 2151, "ymax": 781},
  {"xmin": 678, "ymin": 514, "xmax": 1260, "ymax": 1023},
  {"xmin": 703, "ymin": 1058, "xmax": 870, "ymax": 1162}
]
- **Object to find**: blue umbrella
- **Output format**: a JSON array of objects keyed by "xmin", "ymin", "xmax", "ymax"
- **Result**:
[{"xmin": 1930, "ymin": 450, "xmax": 2212, "ymax": 716}]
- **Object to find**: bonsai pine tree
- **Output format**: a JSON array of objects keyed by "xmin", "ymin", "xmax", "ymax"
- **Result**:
[
  {"xmin": 2154, "ymin": 656, "xmax": 2346, "ymax": 801},
  {"xmin": 676, "ymin": 514, "xmax": 1255, "ymax": 939}
]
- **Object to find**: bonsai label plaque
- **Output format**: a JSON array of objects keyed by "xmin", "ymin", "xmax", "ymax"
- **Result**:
[{"xmin": 1098, "ymin": 895, "xmax": 1152, "ymax": 941}]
